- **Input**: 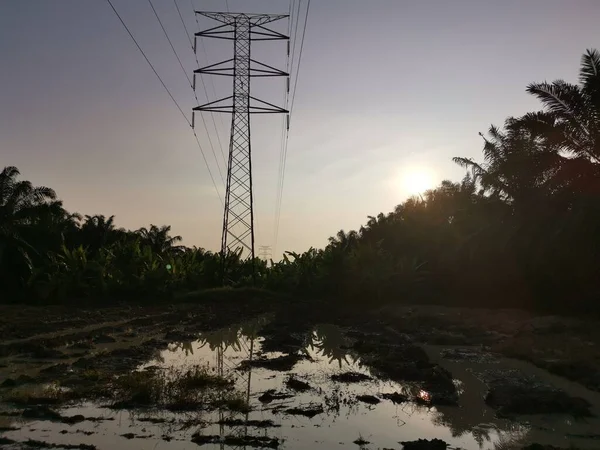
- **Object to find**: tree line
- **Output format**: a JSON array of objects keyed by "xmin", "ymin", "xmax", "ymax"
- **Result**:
[{"xmin": 2, "ymin": 49, "xmax": 600, "ymax": 312}]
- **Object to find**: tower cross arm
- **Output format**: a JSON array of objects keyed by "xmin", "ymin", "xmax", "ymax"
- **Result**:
[{"xmin": 196, "ymin": 11, "xmax": 288, "ymax": 26}]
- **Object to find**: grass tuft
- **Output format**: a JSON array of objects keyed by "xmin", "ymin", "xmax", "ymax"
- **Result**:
[
  {"xmin": 2, "ymin": 383, "xmax": 66, "ymax": 405},
  {"xmin": 111, "ymin": 365, "xmax": 240, "ymax": 411},
  {"xmin": 218, "ymin": 393, "xmax": 251, "ymax": 413}
]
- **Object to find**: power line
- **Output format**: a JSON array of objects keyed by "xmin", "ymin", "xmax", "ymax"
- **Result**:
[
  {"xmin": 173, "ymin": 0, "xmax": 193, "ymax": 47},
  {"xmin": 273, "ymin": 2, "xmax": 295, "ymax": 254},
  {"xmin": 289, "ymin": 0, "xmax": 311, "ymax": 115},
  {"xmin": 147, "ymin": 0, "xmax": 193, "ymax": 89},
  {"xmin": 148, "ymin": 0, "xmax": 226, "ymax": 187},
  {"xmin": 289, "ymin": 0, "xmax": 302, "ymax": 79},
  {"xmin": 105, "ymin": 0, "xmax": 223, "ymax": 205},
  {"xmin": 105, "ymin": 0, "xmax": 189, "ymax": 125},
  {"xmin": 186, "ymin": 0, "xmax": 228, "ymax": 166},
  {"xmin": 193, "ymin": 129, "xmax": 224, "ymax": 204},
  {"xmin": 274, "ymin": 0, "xmax": 311, "ymax": 253},
  {"xmin": 273, "ymin": 2, "xmax": 295, "ymax": 252}
]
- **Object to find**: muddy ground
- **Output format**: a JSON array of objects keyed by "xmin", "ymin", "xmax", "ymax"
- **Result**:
[{"xmin": 1, "ymin": 291, "xmax": 600, "ymax": 449}]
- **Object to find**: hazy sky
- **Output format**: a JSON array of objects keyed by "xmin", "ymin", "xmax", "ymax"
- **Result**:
[{"xmin": 1, "ymin": 1, "xmax": 599, "ymax": 256}]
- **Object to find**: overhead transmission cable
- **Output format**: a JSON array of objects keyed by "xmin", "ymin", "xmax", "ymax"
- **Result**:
[
  {"xmin": 147, "ymin": 0, "xmax": 225, "ymax": 187},
  {"xmin": 105, "ymin": 0, "xmax": 189, "ymax": 125},
  {"xmin": 273, "ymin": 0, "xmax": 296, "ymax": 254},
  {"xmin": 273, "ymin": 0, "xmax": 311, "ymax": 252},
  {"xmin": 289, "ymin": 0, "xmax": 311, "ymax": 115},
  {"xmin": 105, "ymin": 0, "xmax": 223, "ymax": 204},
  {"xmin": 179, "ymin": 0, "xmax": 228, "ymax": 166}
]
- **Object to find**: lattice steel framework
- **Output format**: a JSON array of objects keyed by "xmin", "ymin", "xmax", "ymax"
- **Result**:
[{"xmin": 192, "ymin": 12, "xmax": 289, "ymax": 273}]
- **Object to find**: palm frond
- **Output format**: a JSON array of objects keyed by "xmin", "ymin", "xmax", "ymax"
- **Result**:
[
  {"xmin": 31, "ymin": 186, "xmax": 57, "ymax": 202},
  {"xmin": 452, "ymin": 157, "xmax": 486, "ymax": 175},
  {"xmin": 526, "ymin": 80, "xmax": 585, "ymax": 118},
  {"xmin": 580, "ymin": 49, "xmax": 600, "ymax": 127},
  {"xmin": 0, "ymin": 166, "xmax": 20, "ymax": 180},
  {"xmin": 580, "ymin": 49, "xmax": 600, "ymax": 85}
]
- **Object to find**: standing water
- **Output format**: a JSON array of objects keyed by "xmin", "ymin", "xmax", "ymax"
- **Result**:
[{"xmin": 2, "ymin": 317, "xmax": 600, "ymax": 449}]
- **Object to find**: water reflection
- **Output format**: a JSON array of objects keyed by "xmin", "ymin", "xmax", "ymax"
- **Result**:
[
  {"xmin": 168, "ymin": 341, "xmax": 194, "ymax": 356},
  {"xmin": 307, "ymin": 324, "xmax": 357, "ymax": 368},
  {"xmin": 155, "ymin": 320, "xmax": 524, "ymax": 449},
  {"xmin": 5, "ymin": 319, "xmax": 598, "ymax": 449},
  {"xmin": 164, "ymin": 318, "xmax": 272, "ymax": 450}
]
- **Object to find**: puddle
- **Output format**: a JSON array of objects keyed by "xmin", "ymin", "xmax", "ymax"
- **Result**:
[{"xmin": 2, "ymin": 318, "xmax": 600, "ymax": 449}]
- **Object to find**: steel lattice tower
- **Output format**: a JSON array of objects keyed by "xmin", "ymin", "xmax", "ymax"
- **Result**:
[{"xmin": 192, "ymin": 12, "xmax": 289, "ymax": 275}]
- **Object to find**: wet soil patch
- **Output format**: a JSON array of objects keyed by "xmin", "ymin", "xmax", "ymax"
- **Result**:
[
  {"xmin": 286, "ymin": 377, "xmax": 311, "ymax": 391},
  {"xmin": 92, "ymin": 334, "xmax": 116, "ymax": 344},
  {"xmin": 534, "ymin": 359, "xmax": 600, "ymax": 392},
  {"xmin": 353, "ymin": 337, "xmax": 459, "ymax": 406},
  {"xmin": 136, "ymin": 416, "xmax": 175, "ymax": 424},
  {"xmin": 440, "ymin": 348, "xmax": 496, "ymax": 363},
  {"xmin": 380, "ymin": 392, "xmax": 408, "ymax": 404},
  {"xmin": 356, "ymin": 394, "xmax": 380, "ymax": 404},
  {"xmin": 15, "ymin": 439, "xmax": 97, "ymax": 449},
  {"xmin": 120, "ymin": 432, "xmax": 152, "ymax": 439},
  {"xmin": 258, "ymin": 389, "xmax": 295, "ymax": 403},
  {"xmin": 164, "ymin": 329, "xmax": 197, "ymax": 342},
  {"xmin": 353, "ymin": 437, "xmax": 370, "ymax": 445},
  {"xmin": 283, "ymin": 404, "xmax": 324, "ymax": 418},
  {"xmin": 216, "ymin": 418, "xmax": 279, "ymax": 427},
  {"xmin": 19, "ymin": 406, "xmax": 106, "ymax": 426},
  {"xmin": 191, "ymin": 433, "xmax": 280, "ymax": 448},
  {"xmin": 331, "ymin": 372, "xmax": 371, "ymax": 383},
  {"xmin": 481, "ymin": 369, "xmax": 592, "ymax": 417},
  {"xmin": 400, "ymin": 438, "xmax": 448, "ymax": 450},
  {"xmin": 239, "ymin": 353, "xmax": 307, "ymax": 372},
  {"xmin": 1, "ymin": 375, "xmax": 34, "ymax": 388}
]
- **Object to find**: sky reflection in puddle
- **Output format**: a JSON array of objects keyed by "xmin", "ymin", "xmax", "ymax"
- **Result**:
[{"xmin": 2, "ymin": 318, "xmax": 577, "ymax": 450}]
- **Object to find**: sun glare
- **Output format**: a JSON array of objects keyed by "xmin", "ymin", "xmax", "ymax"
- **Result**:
[{"xmin": 399, "ymin": 167, "xmax": 435, "ymax": 196}]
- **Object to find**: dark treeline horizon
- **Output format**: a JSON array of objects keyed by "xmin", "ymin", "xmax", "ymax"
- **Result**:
[{"xmin": 2, "ymin": 49, "xmax": 600, "ymax": 313}]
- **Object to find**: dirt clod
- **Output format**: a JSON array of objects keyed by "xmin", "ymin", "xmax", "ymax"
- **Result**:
[
  {"xmin": 93, "ymin": 334, "xmax": 116, "ymax": 344},
  {"xmin": 381, "ymin": 392, "xmax": 408, "ymax": 404},
  {"xmin": 240, "ymin": 354, "xmax": 305, "ymax": 372},
  {"xmin": 284, "ymin": 404, "xmax": 324, "ymax": 418},
  {"xmin": 258, "ymin": 390, "xmax": 294, "ymax": 403},
  {"xmin": 217, "ymin": 418, "xmax": 279, "ymax": 428},
  {"xmin": 62, "ymin": 414, "xmax": 86, "ymax": 425},
  {"xmin": 331, "ymin": 371, "xmax": 372, "ymax": 383},
  {"xmin": 286, "ymin": 377, "xmax": 311, "ymax": 391},
  {"xmin": 400, "ymin": 438, "xmax": 448, "ymax": 450},
  {"xmin": 356, "ymin": 394, "xmax": 380, "ymax": 404},
  {"xmin": 22, "ymin": 406, "xmax": 62, "ymax": 421},
  {"xmin": 191, "ymin": 433, "xmax": 280, "ymax": 448}
]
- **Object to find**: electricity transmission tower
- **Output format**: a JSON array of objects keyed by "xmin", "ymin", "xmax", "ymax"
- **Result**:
[
  {"xmin": 258, "ymin": 245, "xmax": 272, "ymax": 262},
  {"xmin": 192, "ymin": 12, "xmax": 289, "ymax": 278}
]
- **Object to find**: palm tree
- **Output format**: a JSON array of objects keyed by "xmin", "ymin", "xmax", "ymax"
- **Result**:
[
  {"xmin": 0, "ymin": 166, "xmax": 59, "ymax": 286},
  {"xmin": 136, "ymin": 224, "xmax": 184, "ymax": 257},
  {"xmin": 453, "ymin": 124, "xmax": 560, "ymax": 205},
  {"xmin": 77, "ymin": 214, "xmax": 119, "ymax": 254},
  {"xmin": 515, "ymin": 49, "xmax": 600, "ymax": 161},
  {"xmin": 510, "ymin": 49, "xmax": 600, "ymax": 196}
]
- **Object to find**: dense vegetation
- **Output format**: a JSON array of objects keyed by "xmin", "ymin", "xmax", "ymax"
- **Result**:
[{"xmin": 2, "ymin": 49, "xmax": 600, "ymax": 312}]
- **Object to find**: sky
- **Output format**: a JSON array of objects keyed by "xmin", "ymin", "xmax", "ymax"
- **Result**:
[{"xmin": 1, "ymin": 0, "xmax": 599, "ymax": 257}]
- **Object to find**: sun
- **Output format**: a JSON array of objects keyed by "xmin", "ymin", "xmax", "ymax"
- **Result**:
[{"xmin": 398, "ymin": 167, "xmax": 435, "ymax": 196}]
